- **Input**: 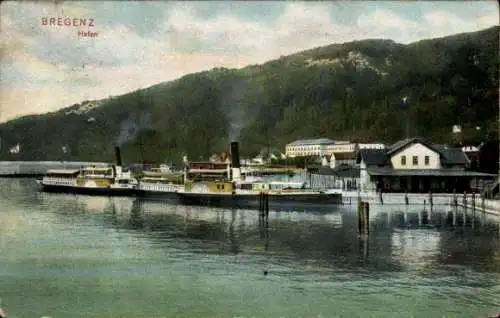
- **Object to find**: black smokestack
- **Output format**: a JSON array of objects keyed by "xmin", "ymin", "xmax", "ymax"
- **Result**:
[
  {"xmin": 230, "ymin": 141, "xmax": 240, "ymax": 168},
  {"xmin": 114, "ymin": 146, "xmax": 122, "ymax": 166}
]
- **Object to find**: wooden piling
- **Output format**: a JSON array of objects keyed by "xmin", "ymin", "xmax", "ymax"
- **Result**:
[
  {"xmin": 462, "ymin": 191, "xmax": 467, "ymax": 207},
  {"xmin": 452, "ymin": 190, "xmax": 457, "ymax": 206},
  {"xmin": 363, "ymin": 202, "xmax": 370, "ymax": 234},
  {"xmin": 429, "ymin": 191, "xmax": 433, "ymax": 206},
  {"xmin": 481, "ymin": 194, "xmax": 486, "ymax": 212},
  {"xmin": 357, "ymin": 201, "xmax": 364, "ymax": 234},
  {"xmin": 379, "ymin": 191, "xmax": 383, "ymax": 205},
  {"xmin": 358, "ymin": 201, "xmax": 369, "ymax": 235},
  {"xmin": 259, "ymin": 192, "xmax": 264, "ymax": 217},
  {"xmin": 264, "ymin": 192, "xmax": 269, "ymax": 217},
  {"xmin": 471, "ymin": 192, "xmax": 476, "ymax": 214}
]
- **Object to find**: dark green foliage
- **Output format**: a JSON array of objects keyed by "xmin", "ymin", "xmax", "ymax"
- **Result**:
[{"xmin": 0, "ymin": 26, "xmax": 498, "ymax": 162}]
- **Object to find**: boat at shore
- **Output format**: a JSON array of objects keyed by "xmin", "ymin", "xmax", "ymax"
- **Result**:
[
  {"xmin": 135, "ymin": 169, "xmax": 184, "ymax": 200},
  {"xmin": 36, "ymin": 147, "xmax": 138, "ymax": 196},
  {"xmin": 177, "ymin": 180, "xmax": 343, "ymax": 209},
  {"xmin": 176, "ymin": 142, "xmax": 343, "ymax": 209}
]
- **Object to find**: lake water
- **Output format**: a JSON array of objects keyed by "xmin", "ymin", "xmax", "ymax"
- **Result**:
[{"xmin": 1, "ymin": 179, "xmax": 499, "ymax": 318}]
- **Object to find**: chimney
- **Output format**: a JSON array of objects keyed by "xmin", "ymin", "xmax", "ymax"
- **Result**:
[
  {"xmin": 230, "ymin": 142, "xmax": 240, "ymax": 168},
  {"xmin": 114, "ymin": 146, "xmax": 122, "ymax": 166},
  {"xmin": 230, "ymin": 141, "xmax": 241, "ymax": 182}
]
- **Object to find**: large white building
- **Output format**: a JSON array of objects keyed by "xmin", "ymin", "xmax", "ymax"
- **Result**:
[
  {"xmin": 325, "ymin": 142, "xmax": 386, "ymax": 155},
  {"xmin": 285, "ymin": 138, "xmax": 335, "ymax": 157},
  {"xmin": 358, "ymin": 143, "xmax": 386, "ymax": 150},
  {"xmin": 325, "ymin": 141, "xmax": 355, "ymax": 154},
  {"xmin": 286, "ymin": 139, "xmax": 387, "ymax": 158}
]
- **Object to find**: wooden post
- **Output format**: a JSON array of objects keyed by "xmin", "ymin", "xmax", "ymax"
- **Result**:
[
  {"xmin": 259, "ymin": 192, "xmax": 264, "ymax": 217},
  {"xmin": 472, "ymin": 192, "xmax": 476, "ymax": 214},
  {"xmin": 404, "ymin": 192, "xmax": 409, "ymax": 205},
  {"xmin": 429, "ymin": 191, "xmax": 433, "ymax": 207},
  {"xmin": 379, "ymin": 191, "xmax": 383, "ymax": 205},
  {"xmin": 264, "ymin": 192, "xmax": 269, "ymax": 217},
  {"xmin": 363, "ymin": 202, "xmax": 370, "ymax": 234},
  {"xmin": 452, "ymin": 189, "xmax": 457, "ymax": 206},
  {"xmin": 462, "ymin": 191, "xmax": 467, "ymax": 208},
  {"xmin": 357, "ymin": 201, "xmax": 364, "ymax": 234},
  {"xmin": 452, "ymin": 202, "xmax": 457, "ymax": 226},
  {"xmin": 358, "ymin": 201, "xmax": 369, "ymax": 235},
  {"xmin": 481, "ymin": 194, "xmax": 486, "ymax": 212}
]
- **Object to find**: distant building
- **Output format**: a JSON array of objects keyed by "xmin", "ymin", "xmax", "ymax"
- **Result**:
[
  {"xmin": 321, "ymin": 155, "xmax": 329, "ymax": 167},
  {"xmin": 9, "ymin": 143, "xmax": 20, "ymax": 154},
  {"xmin": 357, "ymin": 137, "xmax": 496, "ymax": 193},
  {"xmin": 323, "ymin": 141, "xmax": 386, "ymax": 156},
  {"xmin": 462, "ymin": 145, "xmax": 480, "ymax": 170},
  {"xmin": 330, "ymin": 152, "xmax": 357, "ymax": 169},
  {"xmin": 357, "ymin": 143, "xmax": 386, "ymax": 150},
  {"xmin": 285, "ymin": 138, "xmax": 335, "ymax": 157},
  {"xmin": 325, "ymin": 141, "xmax": 356, "ymax": 154}
]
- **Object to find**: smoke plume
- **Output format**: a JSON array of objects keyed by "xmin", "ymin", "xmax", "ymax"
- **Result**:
[{"xmin": 116, "ymin": 112, "xmax": 152, "ymax": 146}]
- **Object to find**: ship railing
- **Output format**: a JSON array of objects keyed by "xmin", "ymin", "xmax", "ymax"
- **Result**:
[
  {"xmin": 138, "ymin": 183, "xmax": 183, "ymax": 192},
  {"xmin": 42, "ymin": 177, "xmax": 74, "ymax": 186}
]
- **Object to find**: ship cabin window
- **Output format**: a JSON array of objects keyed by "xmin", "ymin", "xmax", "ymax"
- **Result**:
[
  {"xmin": 118, "ymin": 180, "xmax": 129, "ymax": 184},
  {"xmin": 82, "ymin": 169, "xmax": 111, "ymax": 177},
  {"xmin": 254, "ymin": 184, "xmax": 268, "ymax": 190},
  {"xmin": 47, "ymin": 172, "xmax": 79, "ymax": 178},
  {"xmin": 240, "ymin": 183, "xmax": 253, "ymax": 190}
]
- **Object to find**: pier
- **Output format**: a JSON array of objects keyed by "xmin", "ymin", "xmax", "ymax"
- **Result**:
[
  {"xmin": 0, "ymin": 161, "xmax": 108, "ymax": 177},
  {"xmin": 345, "ymin": 191, "xmax": 499, "ymax": 216}
]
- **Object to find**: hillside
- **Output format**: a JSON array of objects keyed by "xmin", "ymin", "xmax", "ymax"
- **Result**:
[{"xmin": 0, "ymin": 26, "xmax": 498, "ymax": 163}]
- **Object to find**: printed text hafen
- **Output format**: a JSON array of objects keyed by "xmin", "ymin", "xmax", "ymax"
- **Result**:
[{"xmin": 78, "ymin": 30, "xmax": 98, "ymax": 38}]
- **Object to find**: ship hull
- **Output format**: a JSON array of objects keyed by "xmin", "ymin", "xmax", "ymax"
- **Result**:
[
  {"xmin": 135, "ymin": 189, "xmax": 179, "ymax": 201},
  {"xmin": 39, "ymin": 184, "xmax": 135, "ymax": 197},
  {"xmin": 175, "ymin": 192, "xmax": 343, "ymax": 209}
]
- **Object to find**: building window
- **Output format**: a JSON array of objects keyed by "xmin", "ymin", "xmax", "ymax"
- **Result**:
[
  {"xmin": 424, "ymin": 156, "xmax": 430, "ymax": 165},
  {"xmin": 401, "ymin": 156, "xmax": 406, "ymax": 165},
  {"xmin": 412, "ymin": 156, "xmax": 418, "ymax": 165}
]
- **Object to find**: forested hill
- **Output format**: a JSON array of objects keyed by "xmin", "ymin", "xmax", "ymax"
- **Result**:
[{"xmin": 0, "ymin": 26, "xmax": 498, "ymax": 163}]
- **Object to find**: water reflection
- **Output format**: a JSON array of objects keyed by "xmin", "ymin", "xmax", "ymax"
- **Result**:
[{"xmin": 35, "ymin": 195, "xmax": 497, "ymax": 275}]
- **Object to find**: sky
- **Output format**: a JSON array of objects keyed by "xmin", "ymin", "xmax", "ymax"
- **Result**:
[{"xmin": 0, "ymin": 0, "xmax": 498, "ymax": 123}]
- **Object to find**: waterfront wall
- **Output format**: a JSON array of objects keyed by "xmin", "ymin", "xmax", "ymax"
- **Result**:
[
  {"xmin": 342, "ymin": 191, "xmax": 499, "ymax": 216},
  {"xmin": 460, "ymin": 199, "xmax": 500, "ymax": 216}
]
